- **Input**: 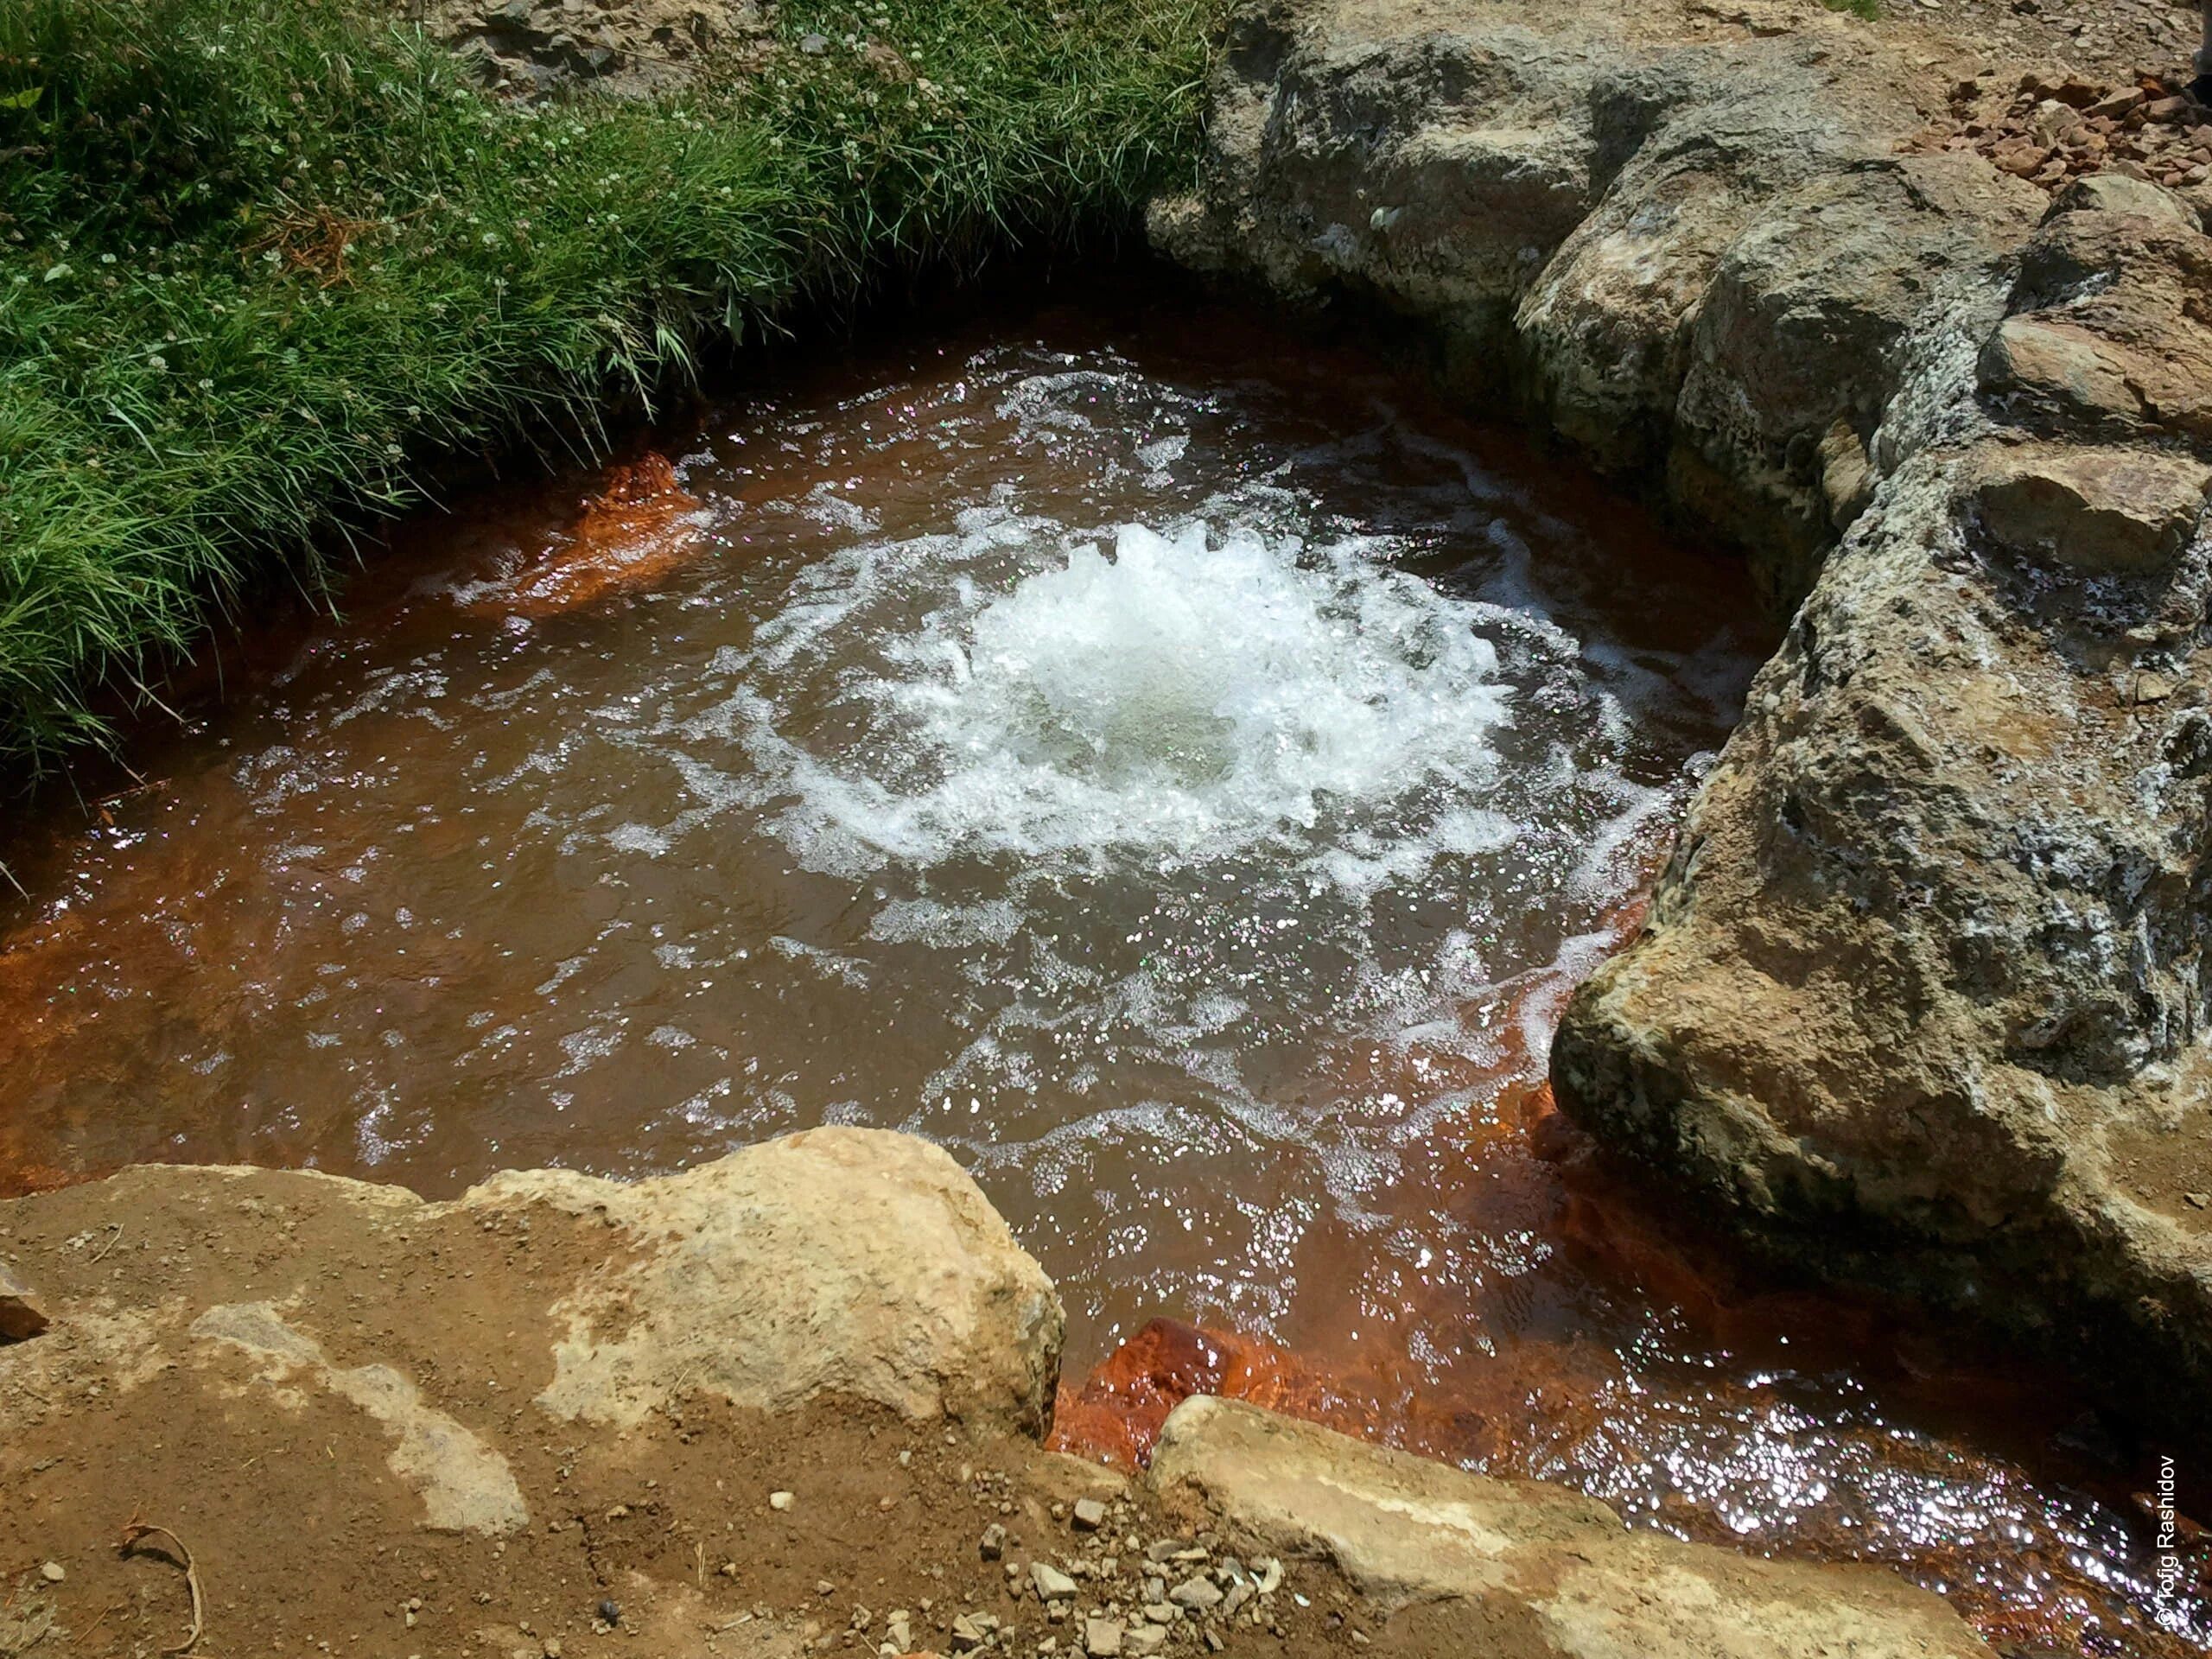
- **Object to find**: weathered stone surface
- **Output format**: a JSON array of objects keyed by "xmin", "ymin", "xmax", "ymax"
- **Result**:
[
  {"xmin": 193, "ymin": 1299, "xmax": 531, "ymax": 1535},
  {"xmin": 1150, "ymin": 0, "xmax": 2037, "ymax": 611},
  {"xmin": 1156, "ymin": 0, "xmax": 2212, "ymax": 1441},
  {"xmin": 2041, "ymin": 172, "xmax": 2202, "ymax": 230},
  {"xmin": 1147, "ymin": 1398, "xmax": 1993, "ymax": 1657},
  {"xmin": 1981, "ymin": 209, "xmax": 2212, "ymax": 441},
  {"xmin": 2, "ymin": 1129, "xmax": 1065, "ymax": 1480},
  {"xmin": 496, "ymin": 1128, "xmax": 1065, "ymax": 1435},
  {"xmin": 405, "ymin": 0, "xmax": 768, "ymax": 96},
  {"xmin": 1971, "ymin": 442, "xmax": 2212, "ymax": 574}
]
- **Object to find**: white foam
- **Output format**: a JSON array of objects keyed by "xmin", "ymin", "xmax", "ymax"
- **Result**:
[{"xmin": 729, "ymin": 517, "xmax": 1512, "ymax": 881}]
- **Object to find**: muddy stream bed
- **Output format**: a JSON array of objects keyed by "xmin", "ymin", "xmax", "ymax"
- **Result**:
[{"xmin": 1, "ymin": 290, "xmax": 2203, "ymax": 1656}]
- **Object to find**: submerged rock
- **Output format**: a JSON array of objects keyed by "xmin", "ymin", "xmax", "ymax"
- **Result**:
[
  {"xmin": 1154, "ymin": 0, "xmax": 2212, "ymax": 1440},
  {"xmin": 1146, "ymin": 1397, "xmax": 1994, "ymax": 1657}
]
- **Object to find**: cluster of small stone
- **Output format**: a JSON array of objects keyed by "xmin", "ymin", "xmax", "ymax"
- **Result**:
[
  {"xmin": 1927, "ymin": 69, "xmax": 2212, "ymax": 190},
  {"xmin": 864, "ymin": 1494, "xmax": 1294, "ymax": 1659}
]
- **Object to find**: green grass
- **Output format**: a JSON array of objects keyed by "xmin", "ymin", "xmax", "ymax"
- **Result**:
[{"xmin": 0, "ymin": 0, "xmax": 1218, "ymax": 777}]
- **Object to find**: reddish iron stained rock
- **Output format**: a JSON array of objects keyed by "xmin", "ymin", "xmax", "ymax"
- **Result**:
[{"xmin": 474, "ymin": 452, "xmax": 705, "ymax": 617}]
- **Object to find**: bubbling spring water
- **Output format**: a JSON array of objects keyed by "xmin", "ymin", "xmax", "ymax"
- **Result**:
[
  {"xmin": 737, "ymin": 518, "xmax": 1513, "ymax": 872},
  {"xmin": 2, "ymin": 299, "xmax": 2201, "ymax": 1656}
]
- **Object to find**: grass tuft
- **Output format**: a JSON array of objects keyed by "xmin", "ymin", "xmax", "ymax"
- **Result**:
[{"xmin": 0, "ymin": 0, "xmax": 1221, "ymax": 776}]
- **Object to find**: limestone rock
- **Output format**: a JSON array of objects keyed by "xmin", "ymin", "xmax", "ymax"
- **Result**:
[
  {"xmin": 504, "ymin": 1128, "xmax": 1065, "ymax": 1437},
  {"xmin": 403, "ymin": 0, "xmax": 769, "ymax": 97},
  {"xmin": 1151, "ymin": 0, "xmax": 2037, "ymax": 611},
  {"xmin": 3, "ymin": 1131, "xmax": 1065, "ymax": 1478},
  {"xmin": 1147, "ymin": 1398, "xmax": 1993, "ymax": 1657},
  {"xmin": 2041, "ymin": 172, "xmax": 2202, "ymax": 230},
  {"xmin": 1971, "ymin": 443, "xmax": 2212, "ymax": 574}
]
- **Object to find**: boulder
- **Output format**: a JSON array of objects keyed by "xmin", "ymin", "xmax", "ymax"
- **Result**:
[
  {"xmin": 1150, "ymin": 0, "xmax": 2037, "ymax": 611},
  {"xmin": 1147, "ymin": 1397, "xmax": 1993, "ymax": 1658},
  {"xmin": 2040, "ymin": 172, "xmax": 2202, "ymax": 230},
  {"xmin": 1981, "ymin": 210, "xmax": 2212, "ymax": 441},
  {"xmin": 499, "ymin": 1129, "xmax": 1065, "ymax": 1435},
  {"xmin": 2, "ymin": 1128, "xmax": 1066, "ymax": 1494}
]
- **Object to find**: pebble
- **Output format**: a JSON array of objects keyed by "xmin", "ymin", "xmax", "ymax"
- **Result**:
[
  {"xmin": 950, "ymin": 1612, "xmax": 1001, "ymax": 1651},
  {"xmin": 1168, "ymin": 1578, "xmax": 1224, "ymax": 1612},
  {"xmin": 1253, "ymin": 1559, "xmax": 1284, "ymax": 1596},
  {"xmin": 1083, "ymin": 1618, "xmax": 1123, "ymax": 1657},
  {"xmin": 1031, "ymin": 1562, "xmax": 1079, "ymax": 1603},
  {"xmin": 597, "ymin": 1599, "xmax": 621, "ymax": 1626},
  {"xmin": 1124, "ymin": 1627, "xmax": 1166, "ymax": 1656},
  {"xmin": 770, "ymin": 1490, "xmax": 797, "ymax": 1511},
  {"xmin": 981, "ymin": 1522, "xmax": 1008, "ymax": 1560},
  {"xmin": 1071, "ymin": 1498, "xmax": 1107, "ymax": 1532},
  {"xmin": 39, "ymin": 1563, "xmax": 64, "ymax": 1584}
]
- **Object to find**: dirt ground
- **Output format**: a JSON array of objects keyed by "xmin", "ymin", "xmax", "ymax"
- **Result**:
[{"xmin": 0, "ymin": 1166, "xmax": 1484, "ymax": 1659}]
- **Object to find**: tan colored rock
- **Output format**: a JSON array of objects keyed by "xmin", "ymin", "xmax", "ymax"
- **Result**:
[
  {"xmin": 501, "ymin": 1128, "xmax": 1065, "ymax": 1436},
  {"xmin": 2041, "ymin": 172, "xmax": 2202, "ymax": 229},
  {"xmin": 3, "ymin": 1131, "xmax": 1064, "ymax": 1495},
  {"xmin": 0, "ymin": 1260, "xmax": 48, "ymax": 1341},
  {"xmin": 194, "ymin": 1300, "xmax": 531, "ymax": 1535},
  {"xmin": 1971, "ymin": 443, "xmax": 2212, "ymax": 574},
  {"xmin": 1816, "ymin": 419, "xmax": 1875, "ymax": 531},
  {"xmin": 1158, "ymin": 0, "xmax": 2212, "ymax": 1450},
  {"xmin": 1977, "ymin": 315, "xmax": 2145, "ymax": 427},
  {"xmin": 1985, "ymin": 210, "xmax": 2212, "ymax": 440},
  {"xmin": 1151, "ymin": 0, "xmax": 2037, "ymax": 612},
  {"xmin": 1148, "ymin": 1398, "xmax": 1993, "ymax": 1658}
]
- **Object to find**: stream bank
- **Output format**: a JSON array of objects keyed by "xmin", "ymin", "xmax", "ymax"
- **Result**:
[
  {"xmin": 0, "ymin": 1129, "xmax": 1998, "ymax": 1659},
  {"xmin": 1146, "ymin": 0, "xmax": 2212, "ymax": 1473}
]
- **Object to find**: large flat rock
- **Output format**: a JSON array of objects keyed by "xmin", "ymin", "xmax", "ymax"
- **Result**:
[{"xmin": 1147, "ymin": 1397, "xmax": 1993, "ymax": 1658}]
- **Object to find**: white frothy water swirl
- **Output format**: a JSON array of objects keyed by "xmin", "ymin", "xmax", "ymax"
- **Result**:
[{"xmin": 729, "ymin": 513, "xmax": 1515, "ymax": 885}]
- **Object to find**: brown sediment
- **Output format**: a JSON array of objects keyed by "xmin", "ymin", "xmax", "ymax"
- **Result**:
[{"xmin": 466, "ymin": 451, "xmax": 706, "ymax": 617}]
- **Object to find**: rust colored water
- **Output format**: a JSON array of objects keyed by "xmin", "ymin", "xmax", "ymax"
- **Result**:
[{"xmin": 2, "ymin": 293, "xmax": 2204, "ymax": 1656}]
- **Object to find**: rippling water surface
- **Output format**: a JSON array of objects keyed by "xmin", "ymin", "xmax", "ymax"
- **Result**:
[{"xmin": 2, "ymin": 295, "xmax": 2202, "ymax": 1656}]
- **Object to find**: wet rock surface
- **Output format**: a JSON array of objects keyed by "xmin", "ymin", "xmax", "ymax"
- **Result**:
[{"xmin": 1152, "ymin": 0, "xmax": 2212, "ymax": 1444}]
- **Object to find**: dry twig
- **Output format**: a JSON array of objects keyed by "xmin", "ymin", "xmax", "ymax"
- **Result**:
[{"xmin": 117, "ymin": 1522, "xmax": 203, "ymax": 1656}]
